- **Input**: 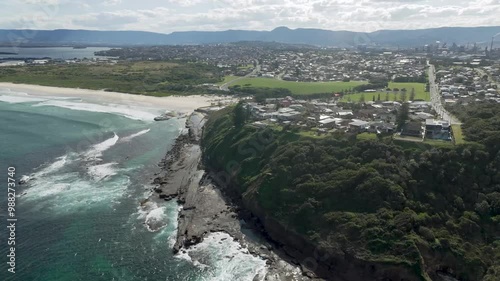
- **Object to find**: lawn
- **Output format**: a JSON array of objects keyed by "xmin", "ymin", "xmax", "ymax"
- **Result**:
[
  {"xmin": 298, "ymin": 130, "xmax": 327, "ymax": 139},
  {"xmin": 423, "ymin": 139, "xmax": 455, "ymax": 148},
  {"xmin": 452, "ymin": 124, "xmax": 465, "ymax": 145},
  {"xmin": 216, "ymin": 75, "xmax": 240, "ymax": 85},
  {"xmin": 341, "ymin": 82, "xmax": 430, "ymax": 102},
  {"xmin": 231, "ymin": 77, "xmax": 367, "ymax": 95},
  {"xmin": 238, "ymin": 64, "xmax": 254, "ymax": 70},
  {"xmin": 357, "ymin": 132, "xmax": 378, "ymax": 141}
]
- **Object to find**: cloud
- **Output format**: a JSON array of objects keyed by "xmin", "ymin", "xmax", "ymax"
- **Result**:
[
  {"xmin": 102, "ymin": 0, "xmax": 121, "ymax": 6},
  {"xmin": 2, "ymin": 0, "xmax": 500, "ymax": 32},
  {"xmin": 20, "ymin": 0, "xmax": 59, "ymax": 4},
  {"xmin": 72, "ymin": 11, "xmax": 139, "ymax": 28}
]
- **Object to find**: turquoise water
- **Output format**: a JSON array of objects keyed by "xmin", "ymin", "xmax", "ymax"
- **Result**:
[{"xmin": 0, "ymin": 94, "xmax": 267, "ymax": 281}]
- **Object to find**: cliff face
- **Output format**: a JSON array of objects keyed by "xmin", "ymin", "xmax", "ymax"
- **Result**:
[
  {"xmin": 201, "ymin": 106, "xmax": 500, "ymax": 281},
  {"xmin": 200, "ymin": 109, "xmax": 425, "ymax": 281},
  {"xmin": 209, "ymin": 174, "xmax": 427, "ymax": 281}
]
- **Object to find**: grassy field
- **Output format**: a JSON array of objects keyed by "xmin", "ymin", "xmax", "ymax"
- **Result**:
[
  {"xmin": 298, "ymin": 130, "xmax": 327, "ymax": 139},
  {"xmin": 238, "ymin": 64, "xmax": 254, "ymax": 70},
  {"xmin": 423, "ymin": 139, "xmax": 455, "ymax": 148},
  {"xmin": 0, "ymin": 61, "xmax": 222, "ymax": 96},
  {"xmin": 452, "ymin": 124, "xmax": 465, "ymax": 145},
  {"xmin": 341, "ymin": 82, "xmax": 430, "ymax": 102},
  {"xmin": 216, "ymin": 75, "xmax": 239, "ymax": 85},
  {"xmin": 357, "ymin": 132, "xmax": 378, "ymax": 141},
  {"xmin": 231, "ymin": 77, "xmax": 367, "ymax": 95}
]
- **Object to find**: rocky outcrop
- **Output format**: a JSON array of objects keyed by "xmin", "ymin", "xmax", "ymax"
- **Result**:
[
  {"xmin": 200, "ymin": 169, "xmax": 430, "ymax": 281},
  {"xmin": 153, "ymin": 112, "xmax": 311, "ymax": 280}
]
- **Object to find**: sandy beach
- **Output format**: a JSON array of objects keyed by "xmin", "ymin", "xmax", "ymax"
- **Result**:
[{"xmin": 0, "ymin": 82, "xmax": 232, "ymax": 114}]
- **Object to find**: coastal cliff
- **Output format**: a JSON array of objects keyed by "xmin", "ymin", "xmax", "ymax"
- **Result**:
[
  {"xmin": 152, "ymin": 112, "xmax": 313, "ymax": 281},
  {"xmin": 199, "ymin": 105, "xmax": 500, "ymax": 281}
]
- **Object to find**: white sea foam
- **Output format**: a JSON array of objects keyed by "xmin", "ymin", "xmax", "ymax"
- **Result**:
[
  {"xmin": 135, "ymin": 200, "xmax": 170, "ymax": 233},
  {"xmin": 0, "ymin": 94, "xmax": 47, "ymax": 103},
  {"xmin": 84, "ymin": 133, "xmax": 119, "ymax": 160},
  {"xmin": 35, "ymin": 155, "xmax": 71, "ymax": 177},
  {"xmin": 136, "ymin": 200, "xmax": 159, "ymax": 221},
  {"xmin": 176, "ymin": 232, "xmax": 268, "ymax": 281},
  {"xmin": 145, "ymin": 207, "xmax": 168, "ymax": 232},
  {"xmin": 23, "ymin": 170, "xmax": 130, "ymax": 213},
  {"xmin": 23, "ymin": 141, "xmax": 131, "ymax": 213},
  {"xmin": 33, "ymin": 100, "xmax": 158, "ymax": 121},
  {"xmin": 87, "ymin": 162, "xmax": 118, "ymax": 181},
  {"xmin": 120, "ymin": 129, "xmax": 151, "ymax": 142}
]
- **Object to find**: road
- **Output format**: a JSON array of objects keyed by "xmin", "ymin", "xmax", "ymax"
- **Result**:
[
  {"xmin": 427, "ymin": 63, "xmax": 462, "ymax": 125},
  {"xmin": 476, "ymin": 68, "xmax": 500, "ymax": 88},
  {"xmin": 219, "ymin": 62, "xmax": 260, "ymax": 91}
]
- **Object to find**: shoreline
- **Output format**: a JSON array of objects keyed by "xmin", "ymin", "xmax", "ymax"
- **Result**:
[
  {"xmin": 150, "ymin": 112, "xmax": 314, "ymax": 281},
  {"xmin": 0, "ymin": 82, "xmax": 234, "ymax": 115},
  {"xmin": 1, "ymin": 82, "xmax": 313, "ymax": 279}
]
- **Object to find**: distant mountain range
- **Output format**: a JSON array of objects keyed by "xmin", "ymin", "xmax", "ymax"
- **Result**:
[{"xmin": 1, "ymin": 26, "xmax": 499, "ymax": 48}]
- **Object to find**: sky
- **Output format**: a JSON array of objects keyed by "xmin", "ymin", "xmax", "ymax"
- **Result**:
[{"xmin": 1, "ymin": 0, "xmax": 499, "ymax": 33}]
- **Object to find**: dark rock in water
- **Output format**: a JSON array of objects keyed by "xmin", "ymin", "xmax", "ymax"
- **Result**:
[
  {"xmin": 159, "ymin": 193, "xmax": 178, "ymax": 201},
  {"xmin": 186, "ymin": 236, "xmax": 203, "ymax": 247}
]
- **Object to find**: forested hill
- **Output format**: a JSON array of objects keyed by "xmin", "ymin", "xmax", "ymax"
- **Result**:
[
  {"xmin": 1, "ymin": 26, "xmax": 500, "ymax": 47},
  {"xmin": 201, "ymin": 102, "xmax": 500, "ymax": 281}
]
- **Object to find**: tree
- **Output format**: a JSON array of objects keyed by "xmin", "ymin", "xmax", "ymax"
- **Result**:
[
  {"xmin": 372, "ymin": 95, "xmax": 376, "ymax": 102},
  {"xmin": 359, "ymin": 94, "xmax": 366, "ymax": 103},
  {"xmin": 233, "ymin": 101, "xmax": 247, "ymax": 128},
  {"xmin": 410, "ymin": 88, "xmax": 416, "ymax": 101},
  {"xmin": 377, "ymin": 93, "xmax": 381, "ymax": 101},
  {"xmin": 396, "ymin": 102, "xmax": 410, "ymax": 130},
  {"xmin": 385, "ymin": 93, "xmax": 390, "ymax": 101},
  {"xmin": 475, "ymin": 201, "xmax": 490, "ymax": 217},
  {"xmin": 401, "ymin": 91, "xmax": 407, "ymax": 102}
]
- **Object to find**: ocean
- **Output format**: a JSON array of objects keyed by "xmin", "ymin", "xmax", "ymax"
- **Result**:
[{"xmin": 0, "ymin": 90, "xmax": 267, "ymax": 280}]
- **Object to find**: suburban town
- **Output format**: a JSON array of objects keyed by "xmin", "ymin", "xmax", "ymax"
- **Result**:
[{"xmin": 1, "ymin": 42, "xmax": 499, "ymax": 147}]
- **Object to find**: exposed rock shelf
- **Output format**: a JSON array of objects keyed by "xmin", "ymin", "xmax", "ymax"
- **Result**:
[{"xmin": 152, "ymin": 112, "xmax": 312, "ymax": 281}]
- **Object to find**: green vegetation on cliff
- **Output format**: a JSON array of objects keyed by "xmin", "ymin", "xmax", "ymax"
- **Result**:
[
  {"xmin": 202, "ymin": 102, "xmax": 500, "ymax": 281},
  {"xmin": 0, "ymin": 61, "xmax": 223, "ymax": 96}
]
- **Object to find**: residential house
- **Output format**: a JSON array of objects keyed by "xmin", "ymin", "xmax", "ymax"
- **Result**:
[
  {"xmin": 349, "ymin": 119, "xmax": 369, "ymax": 132},
  {"xmin": 425, "ymin": 119, "xmax": 451, "ymax": 141},
  {"xmin": 401, "ymin": 122, "xmax": 423, "ymax": 138}
]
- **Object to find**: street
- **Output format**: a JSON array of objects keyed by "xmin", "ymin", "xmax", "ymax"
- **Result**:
[
  {"xmin": 219, "ymin": 61, "xmax": 260, "ymax": 91},
  {"xmin": 427, "ymin": 63, "xmax": 462, "ymax": 125}
]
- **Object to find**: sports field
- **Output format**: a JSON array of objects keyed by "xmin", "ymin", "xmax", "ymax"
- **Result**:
[
  {"xmin": 231, "ymin": 77, "xmax": 367, "ymax": 95},
  {"xmin": 340, "ymin": 82, "xmax": 429, "ymax": 102}
]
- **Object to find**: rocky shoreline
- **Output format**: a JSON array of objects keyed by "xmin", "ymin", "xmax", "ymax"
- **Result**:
[{"xmin": 151, "ymin": 112, "xmax": 315, "ymax": 281}]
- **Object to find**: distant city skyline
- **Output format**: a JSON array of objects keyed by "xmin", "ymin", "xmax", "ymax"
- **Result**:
[{"xmin": 1, "ymin": 0, "xmax": 499, "ymax": 33}]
